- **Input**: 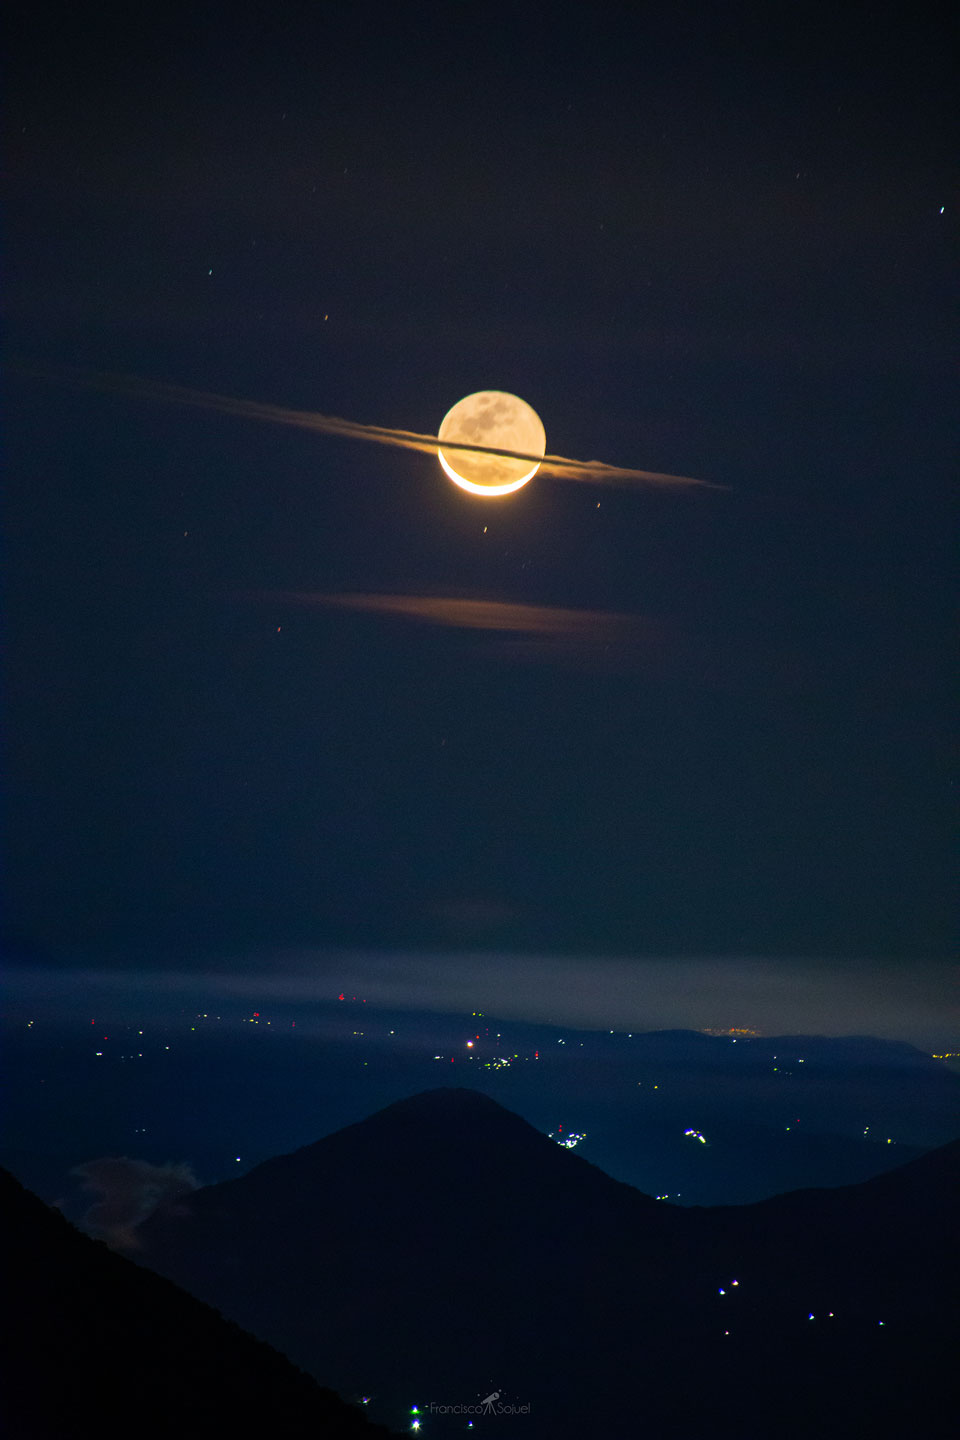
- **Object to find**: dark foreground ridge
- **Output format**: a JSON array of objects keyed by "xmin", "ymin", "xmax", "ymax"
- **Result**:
[
  {"xmin": 134, "ymin": 1086, "xmax": 960, "ymax": 1439},
  {"xmin": 0, "ymin": 1168, "xmax": 398, "ymax": 1440}
]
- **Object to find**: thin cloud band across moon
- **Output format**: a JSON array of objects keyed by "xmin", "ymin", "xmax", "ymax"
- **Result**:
[{"xmin": 17, "ymin": 365, "xmax": 715, "ymax": 492}]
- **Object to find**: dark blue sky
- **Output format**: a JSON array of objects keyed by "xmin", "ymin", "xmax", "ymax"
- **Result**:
[{"xmin": 5, "ymin": 2, "xmax": 954, "ymax": 985}]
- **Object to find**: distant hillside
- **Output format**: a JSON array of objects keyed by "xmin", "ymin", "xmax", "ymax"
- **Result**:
[
  {"xmin": 137, "ymin": 1088, "xmax": 960, "ymax": 1438},
  {"xmin": 6, "ymin": 1012, "xmax": 956, "ymax": 1210},
  {"xmin": 0, "ymin": 1168, "xmax": 397, "ymax": 1440}
]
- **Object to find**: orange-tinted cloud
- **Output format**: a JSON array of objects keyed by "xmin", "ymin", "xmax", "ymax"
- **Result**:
[
  {"xmin": 306, "ymin": 592, "xmax": 638, "ymax": 633},
  {"xmin": 16, "ymin": 363, "xmax": 714, "ymax": 490},
  {"xmin": 266, "ymin": 590, "xmax": 666, "ymax": 668}
]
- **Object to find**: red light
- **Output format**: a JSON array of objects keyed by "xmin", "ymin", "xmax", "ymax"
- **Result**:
[
  {"xmin": 253, "ymin": 1012, "xmax": 259, "ymax": 1017},
  {"xmin": 338, "ymin": 993, "xmax": 345, "ymax": 1001}
]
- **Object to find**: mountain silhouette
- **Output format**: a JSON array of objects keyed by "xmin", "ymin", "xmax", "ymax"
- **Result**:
[
  {"xmin": 135, "ymin": 1088, "xmax": 957, "ymax": 1438},
  {"xmin": 0, "ymin": 1167, "xmax": 397, "ymax": 1440}
]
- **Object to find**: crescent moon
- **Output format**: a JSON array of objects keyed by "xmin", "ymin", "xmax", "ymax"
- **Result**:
[{"xmin": 437, "ymin": 391, "xmax": 546, "ymax": 497}]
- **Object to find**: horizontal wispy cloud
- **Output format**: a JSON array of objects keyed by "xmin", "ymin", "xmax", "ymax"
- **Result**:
[
  {"xmin": 277, "ymin": 591, "xmax": 647, "ymax": 634},
  {"xmin": 6, "ymin": 954, "xmax": 956, "ymax": 1050},
  {"xmin": 261, "ymin": 590, "xmax": 665, "ymax": 666},
  {"xmin": 16, "ymin": 363, "xmax": 714, "ymax": 489}
]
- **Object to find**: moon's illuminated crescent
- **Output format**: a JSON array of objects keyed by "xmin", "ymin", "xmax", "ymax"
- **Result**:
[{"xmin": 437, "ymin": 391, "xmax": 546, "ymax": 497}]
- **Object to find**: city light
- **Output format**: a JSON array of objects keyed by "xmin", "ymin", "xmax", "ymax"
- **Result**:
[{"xmin": 549, "ymin": 1130, "xmax": 587, "ymax": 1150}]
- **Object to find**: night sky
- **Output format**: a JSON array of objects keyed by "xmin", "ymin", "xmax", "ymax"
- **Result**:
[{"xmin": 5, "ymin": 4, "xmax": 955, "ymax": 1031}]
